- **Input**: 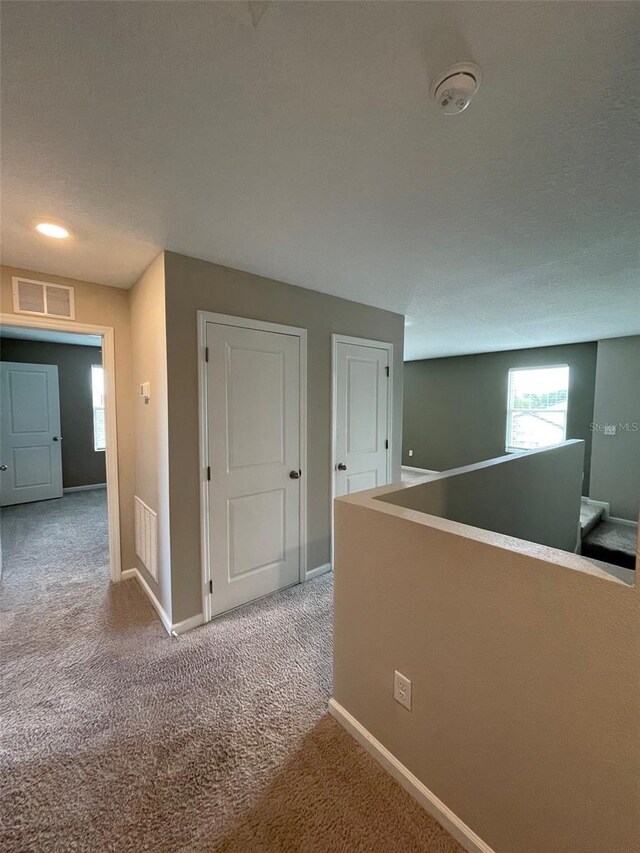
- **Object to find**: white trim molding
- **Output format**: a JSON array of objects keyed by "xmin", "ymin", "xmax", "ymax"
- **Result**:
[
  {"xmin": 0, "ymin": 312, "xmax": 122, "ymax": 582},
  {"xmin": 305, "ymin": 562, "xmax": 331, "ymax": 581},
  {"xmin": 122, "ymin": 568, "xmax": 204, "ymax": 635},
  {"xmin": 172, "ymin": 613, "xmax": 204, "ymax": 634},
  {"xmin": 121, "ymin": 568, "xmax": 172, "ymax": 635},
  {"xmin": 197, "ymin": 311, "xmax": 309, "ymax": 625},
  {"xmin": 608, "ymin": 515, "xmax": 637, "ymax": 528},
  {"xmin": 582, "ymin": 497, "xmax": 610, "ymax": 517},
  {"xmin": 64, "ymin": 483, "xmax": 107, "ymax": 493},
  {"xmin": 328, "ymin": 699, "xmax": 495, "ymax": 853}
]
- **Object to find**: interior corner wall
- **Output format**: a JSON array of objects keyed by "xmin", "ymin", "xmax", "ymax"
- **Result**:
[
  {"xmin": 0, "ymin": 338, "xmax": 106, "ymax": 488},
  {"xmin": 129, "ymin": 254, "xmax": 172, "ymax": 618},
  {"xmin": 163, "ymin": 251, "xmax": 405, "ymax": 624},
  {"xmin": 403, "ymin": 342, "xmax": 598, "ymax": 491},
  {"xmin": 0, "ymin": 265, "xmax": 135, "ymax": 572},
  {"xmin": 589, "ymin": 335, "xmax": 640, "ymax": 521}
]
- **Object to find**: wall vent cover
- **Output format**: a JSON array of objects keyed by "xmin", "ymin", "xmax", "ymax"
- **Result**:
[
  {"xmin": 134, "ymin": 496, "xmax": 158, "ymax": 581},
  {"xmin": 12, "ymin": 276, "xmax": 75, "ymax": 320}
]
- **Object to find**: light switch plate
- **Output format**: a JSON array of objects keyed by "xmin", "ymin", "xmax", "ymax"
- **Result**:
[{"xmin": 604, "ymin": 424, "xmax": 616, "ymax": 435}]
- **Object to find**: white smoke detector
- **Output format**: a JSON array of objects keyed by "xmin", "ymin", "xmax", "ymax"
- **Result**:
[{"xmin": 430, "ymin": 62, "xmax": 482, "ymax": 115}]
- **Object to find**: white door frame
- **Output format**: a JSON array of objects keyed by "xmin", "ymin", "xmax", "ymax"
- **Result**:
[
  {"xmin": 331, "ymin": 334, "xmax": 394, "ymax": 563},
  {"xmin": 197, "ymin": 311, "xmax": 308, "ymax": 624},
  {"xmin": 0, "ymin": 312, "xmax": 122, "ymax": 582}
]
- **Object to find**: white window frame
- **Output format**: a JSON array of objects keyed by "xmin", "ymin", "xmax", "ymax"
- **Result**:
[
  {"xmin": 506, "ymin": 364, "xmax": 570, "ymax": 453},
  {"xmin": 91, "ymin": 364, "xmax": 106, "ymax": 452}
]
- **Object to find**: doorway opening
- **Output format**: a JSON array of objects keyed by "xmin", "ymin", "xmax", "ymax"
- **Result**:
[{"xmin": 0, "ymin": 316, "xmax": 121, "ymax": 590}]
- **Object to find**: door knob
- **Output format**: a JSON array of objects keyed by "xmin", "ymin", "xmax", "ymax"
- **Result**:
[
  {"xmin": 289, "ymin": 470, "xmax": 301, "ymax": 479},
  {"xmin": 53, "ymin": 436, "xmax": 61, "ymax": 441},
  {"xmin": 0, "ymin": 465, "xmax": 7, "ymax": 471},
  {"xmin": 337, "ymin": 463, "xmax": 347, "ymax": 471}
]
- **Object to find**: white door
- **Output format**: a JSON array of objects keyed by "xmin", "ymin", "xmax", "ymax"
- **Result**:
[
  {"xmin": 206, "ymin": 321, "xmax": 302, "ymax": 616},
  {"xmin": 334, "ymin": 338, "xmax": 391, "ymax": 497},
  {"xmin": 0, "ymin": 362, "xmax": 63, "ymax": 506}
]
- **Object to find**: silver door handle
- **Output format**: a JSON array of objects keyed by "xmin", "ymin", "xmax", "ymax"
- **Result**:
[
  {"xmin": 289, "ymin": 470, "xmax": 301, "ymax": 479},
  {"xmin": 337, "ymin": 463, "xmax": 347, "ymax": 471},
  {"xmin": 0, "ymin": 465, "xmax": 7, "ymax": 471}
]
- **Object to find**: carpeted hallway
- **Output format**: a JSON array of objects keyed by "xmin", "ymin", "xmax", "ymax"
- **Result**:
[{"xmin": 1, "ymin": 491, "xmax": 462, "ymax": 852}]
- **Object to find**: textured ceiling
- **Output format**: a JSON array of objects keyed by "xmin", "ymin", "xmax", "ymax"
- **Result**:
[{"xmin": 1, "ymin": 1, "xmax": 638, "ymax": 359}]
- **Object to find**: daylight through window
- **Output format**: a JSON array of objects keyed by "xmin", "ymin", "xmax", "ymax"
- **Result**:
[
  {"xmin": 92, "ymin": 364, "xmax": 106, "ymax": 452},
  {"xmin": 506, "ymin": 365, "xmax": 569, "ymax": 452}
]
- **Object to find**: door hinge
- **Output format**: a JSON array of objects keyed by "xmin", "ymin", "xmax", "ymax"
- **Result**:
[
  {"xmin": 208, "ymin": 579, "xmax": 213, "ymax": 594},
  {"xmin": 207, "ymin": 466, "xmax": 211, "ymax": 481},
  {"xmin": 385, "ymin": 366, "xmax": 390, "ymax": 377},
  {"xmin": 385, "ymin": 439, "xmax": 389, "ymax": 449},
  {"xmin": 205, "ymin": 346, "xmax": 209, "ymax": 362}
]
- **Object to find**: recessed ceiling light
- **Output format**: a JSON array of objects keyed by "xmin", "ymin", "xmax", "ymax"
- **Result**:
[{"xmin": 36, "ymin": 222, "xmax": 70, "ymax": 239}]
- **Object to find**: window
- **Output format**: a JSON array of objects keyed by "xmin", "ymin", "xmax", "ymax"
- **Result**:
[
  {"xmin": 506, "ymin": 365, "xmax": 569, "ymax": 452},
  {"xmin": 91, "ymin": 364, "xmax": 106, "ymax": 452}
]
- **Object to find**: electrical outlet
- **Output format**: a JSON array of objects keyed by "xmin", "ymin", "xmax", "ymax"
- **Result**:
[
  {"xmin": 394, "ymin": 670, "xmax": 412, "ymax": 710},
  {"xmin": 604, "ymin": 424, "xmax": 617, "ymax": 435},
  {"xmin": 408, "ymin": 449, "xmax": 413, "ymax": 457}
]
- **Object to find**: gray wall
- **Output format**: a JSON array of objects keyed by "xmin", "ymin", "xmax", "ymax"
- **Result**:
[
  {"xmin": 0, "ymin": 337, "xmax": 105, "ymax": 489},
  {"xmin": 589, "ymin": 335, "xmax": 640, "ymax": 521},
  {"xmin": 403, "ymin": 343, "xmax": 598, "ymax": 492},
  {"xmin": 380, "ymin": 441, "xmax": 585, "ymax": 553},
  {"xmin": 163, "ymin": 251, "xmax": 404, "ymax": 623}
]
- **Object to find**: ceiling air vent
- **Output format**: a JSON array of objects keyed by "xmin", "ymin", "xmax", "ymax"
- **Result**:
[{"xmin": 12, "ymin": 277, "xmax": 75, "ymax": 320}]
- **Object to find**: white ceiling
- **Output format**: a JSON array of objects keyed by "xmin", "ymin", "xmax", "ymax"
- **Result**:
[
  {"xmin": 1, "ymin": 2, "xmax": 638, "ymax": 360},
  {"xmin": 0, "ymin": 327, "xmax": 102, "ymax": 347}
]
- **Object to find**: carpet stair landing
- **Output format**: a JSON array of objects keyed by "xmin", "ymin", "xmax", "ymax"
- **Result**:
[
  {"xmin": 581, "ymin": 516, "xmax": 637, "ymax": 571},
  {"xmin": 579, "ymin": 502, "xmax": 604, "ymax": 538}
]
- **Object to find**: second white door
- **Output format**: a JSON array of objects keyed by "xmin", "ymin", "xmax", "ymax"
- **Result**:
[
  {"xmin": 333, "ymin": 337, "xmax": 391, "ymax": 497},
  {"xmin": 0, "ymin": 361, "xmax": 63, "ymax": 506},
  {"xmin": 206, "ymin": 320, "xmax": 303, "ymax": 616}
]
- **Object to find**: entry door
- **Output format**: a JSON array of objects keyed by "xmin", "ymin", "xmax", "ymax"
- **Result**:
[
  {"xmin": 0, "ymin": 362, "xmax": 63, "ymax": 506},
  {"xmin": 334, "ymin": 338, "xmax": 391, "ymax": 496},
  {"xmin": 206, "ymin": 321, "xmax": 302, "ymax": 616}
]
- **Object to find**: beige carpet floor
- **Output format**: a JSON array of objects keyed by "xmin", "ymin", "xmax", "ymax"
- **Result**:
[{"xmin": 1, "ymin": 492, "xmax": 462, "ymax": 852}]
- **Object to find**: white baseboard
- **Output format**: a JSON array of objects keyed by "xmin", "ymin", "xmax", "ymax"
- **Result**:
[
  {"xmin": 121, "ymin": 568, "xmax": 205, "ymax": 636},
  {"xmin": 583, "ymin": 497, "xmax": 610, "ymax": 517},
  {"xmin": 63, "ymin": 483, "xmax": 107, "ymax": 493},
  {"xmin": 172, "ymin": 613, "xmax": 204, "ymax": 634},
  {"xmin": 402, "ymin": 465, "xmax": 439, "ymax": 475},
  {"xmin": 584, "ymin": 497, "xmax": 637, "ymax": 527},
  {"xmin": 121, "ymin": 567, "xmax": 172, "ymax": 635},
  {"xmin": 328, "ymin": 698, "xmax": 494, "ymax": 853},
  {"xmin": 306, "ymin": 562, "xmax": 332, "ymax": 581},
  {"xmin": 608, "ymin": 515, "xmax": 638, "ymax": 528}
]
